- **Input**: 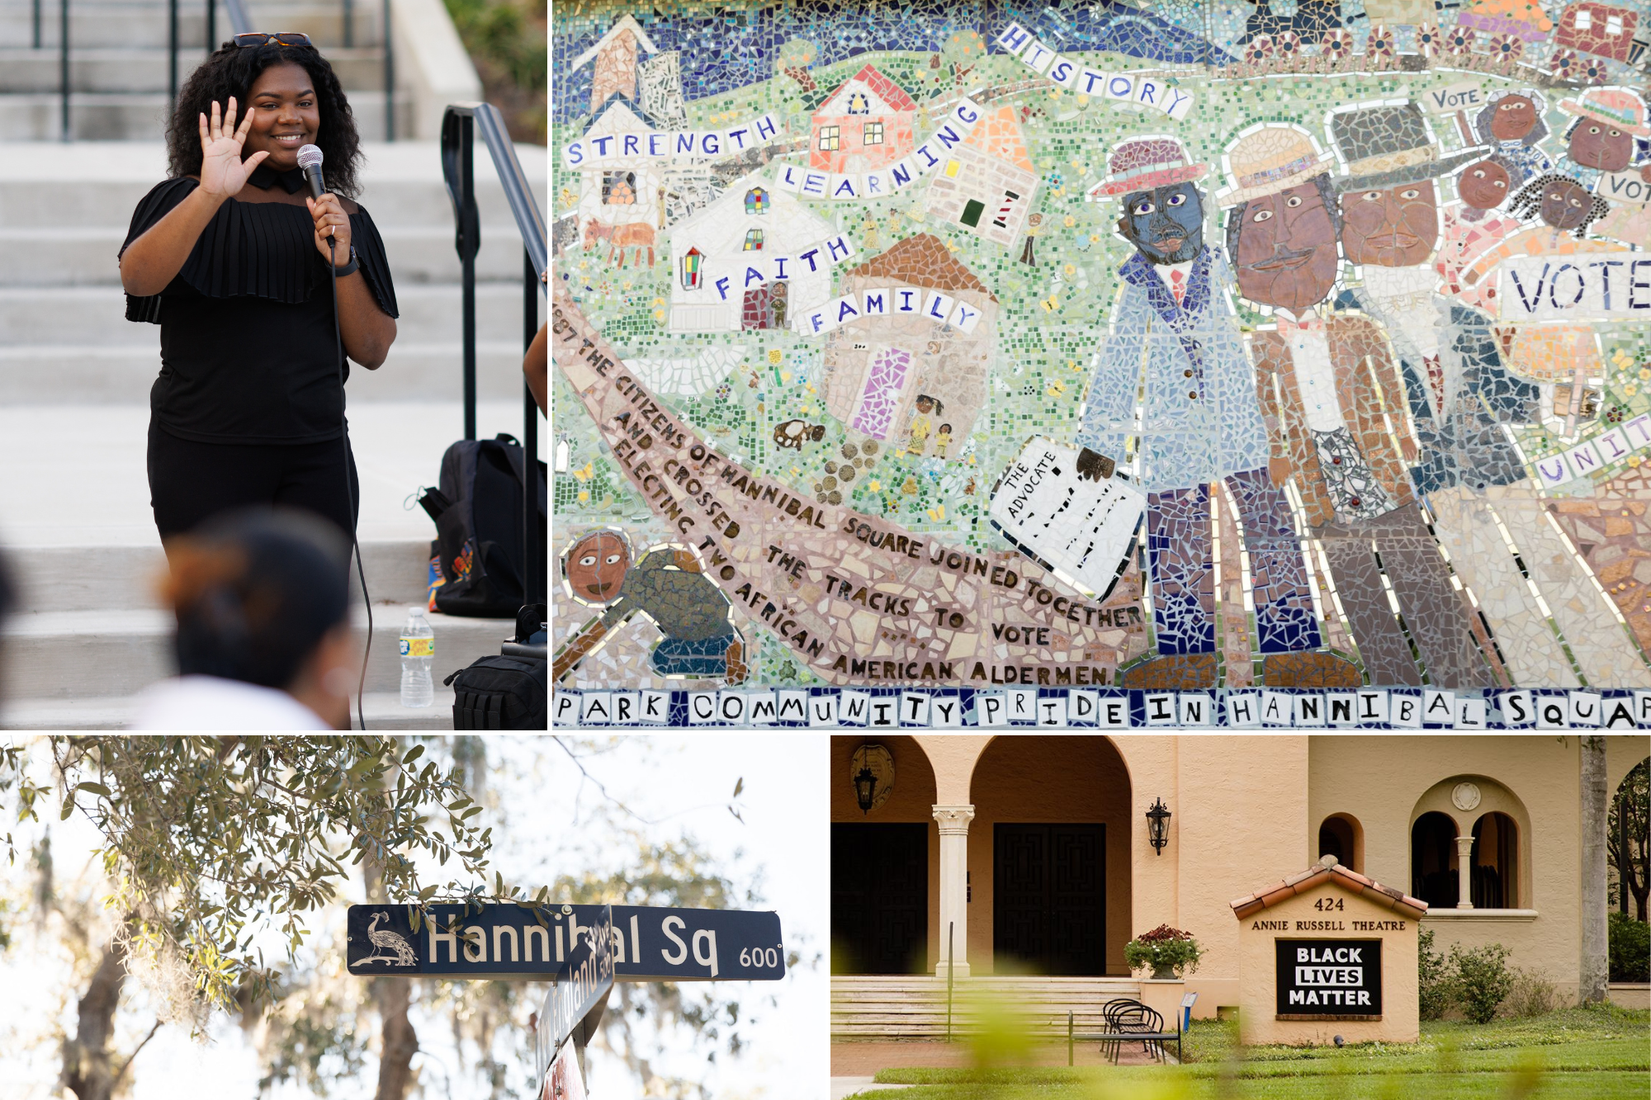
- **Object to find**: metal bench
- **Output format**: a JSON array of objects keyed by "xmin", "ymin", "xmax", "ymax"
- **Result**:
[{"xmin": 1067, "ymin": 999, "xmax": 1182, "ymax": 1065}]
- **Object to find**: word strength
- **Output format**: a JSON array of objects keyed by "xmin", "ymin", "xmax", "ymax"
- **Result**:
[{"xmin": 554, "ymin": 687, "xmax": 1651, "ymax": 729}]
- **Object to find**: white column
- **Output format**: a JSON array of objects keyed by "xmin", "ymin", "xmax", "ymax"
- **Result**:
[
  {"xmin": 933, "ymin": 804, "xmax": 976, "ymax": 978},
  {"xmin": 1455, "ymin": 835, "xmax": 1475, "ymax": 909}
]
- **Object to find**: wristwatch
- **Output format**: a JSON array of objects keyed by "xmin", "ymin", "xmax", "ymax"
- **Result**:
[{"xmin": 332, "ymin": 245, "xmax": 359, "ymax": 278}]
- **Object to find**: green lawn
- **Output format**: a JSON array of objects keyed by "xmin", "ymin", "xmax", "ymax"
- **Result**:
[{"xmin": 865, "ymin": 1007, "xmax": 1650, "ymax": 1100}]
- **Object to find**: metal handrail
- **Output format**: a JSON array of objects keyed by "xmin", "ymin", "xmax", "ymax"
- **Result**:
[{"xmin": 440, "ymin": 102, "xmax": 547, "ymax": 605}]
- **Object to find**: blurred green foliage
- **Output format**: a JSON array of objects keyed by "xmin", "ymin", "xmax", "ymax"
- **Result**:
[
  {"xmin": 1608, "ymin": 911, "xmax": 1649, "ymax": 982},
  {"xmin": 445, "ymin": 0, "xmax": 547, "ymax": 143}
]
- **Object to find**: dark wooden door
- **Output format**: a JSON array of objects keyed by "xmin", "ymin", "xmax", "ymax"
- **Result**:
[
  {"xmin": 832, "ymin": 823, "xmax": 928, "ymax": 974},
  {"xmin": 994, "ymin": 824, "xmax": 1104, "ymax": 975}
]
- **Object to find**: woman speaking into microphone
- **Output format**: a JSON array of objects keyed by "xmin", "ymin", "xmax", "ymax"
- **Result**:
[{"xmin": 119, "ymin": 33, "xmax": 397, "ymax": 547}]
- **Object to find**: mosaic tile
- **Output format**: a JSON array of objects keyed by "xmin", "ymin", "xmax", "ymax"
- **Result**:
[{"xmin": 551, "ymin": 1, "xmax": 1651, "ymax": 725}]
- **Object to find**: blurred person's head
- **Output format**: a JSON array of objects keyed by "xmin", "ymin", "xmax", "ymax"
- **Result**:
[{"xmin": 159, "ymin": 507, "xmax": 356, "ymax": 728}]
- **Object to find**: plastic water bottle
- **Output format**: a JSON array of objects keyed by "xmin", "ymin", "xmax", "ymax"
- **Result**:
[{"xmin": 399, "ymin": 607, "xmax": 435, "ymax": 707}]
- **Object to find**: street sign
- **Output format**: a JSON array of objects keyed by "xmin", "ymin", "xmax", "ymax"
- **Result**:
[
  {"xmin": 346, "ymin": 903, "xmax": 786, "ymax": 983},
  {"xmin": 535, "ymin": 906, "xmax": 613, "ymax": 1085}
]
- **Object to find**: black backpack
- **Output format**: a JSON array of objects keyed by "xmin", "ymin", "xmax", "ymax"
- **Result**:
[
  {"xmin": 445, "ymin": 654, "xmax": 547, "ymax": 729},
  {"xmin": 444, "ymin": 605, "xmax": 547, "ymax": 729},
  {"xmin": 419, "ymin": 434, "xmax": 547, "ymax": 618}
]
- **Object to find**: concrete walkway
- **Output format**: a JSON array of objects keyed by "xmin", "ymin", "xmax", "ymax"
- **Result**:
[{"xmin": 831, "ymin": 1078, "xmax": 913, "ymax": 1099}]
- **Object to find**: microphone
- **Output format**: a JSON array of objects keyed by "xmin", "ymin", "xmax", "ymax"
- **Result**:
[{"xmin": 297, "ymin": 144, "xmax": 326, "ymax": 201}]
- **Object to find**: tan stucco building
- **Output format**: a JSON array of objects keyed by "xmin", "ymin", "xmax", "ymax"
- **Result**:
[{"xmin": 830, "ymin": 734, "xmax": 1648, "ymax": 1039}]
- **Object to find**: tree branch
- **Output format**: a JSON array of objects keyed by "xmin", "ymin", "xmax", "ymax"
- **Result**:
[{"xmin": 110, "ymin": 1020, "xmax": 162, "ymax": 1089}]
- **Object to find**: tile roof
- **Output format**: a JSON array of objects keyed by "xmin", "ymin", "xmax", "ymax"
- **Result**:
[
  {"xmin": 1230, "ymin": 856, "xmax": 1429, "ymax": 921},
  {"xmin": 844, "ymin": 233, "xmax": 997, "ymax": 300},
  {"xmin": 822, "ymin": 64, "xmax": 918, "ymax": 116},
  {"xmin": 963, "ymin": 107, "xmax": 1036, "ymax": 174}
]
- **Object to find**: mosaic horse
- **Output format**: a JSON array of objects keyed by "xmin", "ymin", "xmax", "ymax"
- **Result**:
[{"xmin": 583, "ymin": 220, "xmax": 656, "ymax": 269}]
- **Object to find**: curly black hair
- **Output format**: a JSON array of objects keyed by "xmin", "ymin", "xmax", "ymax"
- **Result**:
[
  {"xmin": 1508, "ymin": 173, "xmax": 1609, "ymax": 237},
  {"xmin": 166, "ymin": 41, "xmax": 363, "ymax": 199}
]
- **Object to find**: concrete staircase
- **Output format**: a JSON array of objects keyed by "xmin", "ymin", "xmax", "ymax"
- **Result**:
[
  {"xmin": 0, "ymin": 135, "xmax": 547, "ymax": 730},
  {"xmin": 0, "ymin": 0, "xmax": 410, "ymax": 141},
  {"xmin": 830, "ymin": 976, "xmax": 1143, "ymax": 1041}
]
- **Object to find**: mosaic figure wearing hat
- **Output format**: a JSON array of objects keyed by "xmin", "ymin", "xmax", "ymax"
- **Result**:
[
  {"xmin": 1330, "ymin": 102, "xmax": 1647, "ymax": 688},
  {"xmin": 554, "ymin": 530, "xmax": 749, "ymax": 685},
  {"xmin": 1075, "ymin": 136, "xmax": 1355, "ymax": 690},
  {"xmin": 1221, "ymin": 123, "xmax": 1493, "ymax": 689},
  {"xmin": 1473, "ymin": 90, "xmax": 1553, "ymax": 186},
  {"xmin": 1554, "ymin": 87, "xmax": 1649, "ymax": 188}
]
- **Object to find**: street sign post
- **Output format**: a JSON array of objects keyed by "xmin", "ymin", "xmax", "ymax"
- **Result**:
[
  {"xmin": 534, "ymin": 906, "xmax": 614, "ymax": 1088},
  {"xmin": 346, "ymin": 903, "xmax": 786, "ymax": 983}
]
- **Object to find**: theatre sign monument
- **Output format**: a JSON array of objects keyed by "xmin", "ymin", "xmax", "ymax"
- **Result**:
[
  {"xmin": 1232, "ymin": 855, "xmax": 1425, "ymax": 1045},
  {"xmin": 347, "ymin": 902, "xmax": 785, "ymax": 1095}
]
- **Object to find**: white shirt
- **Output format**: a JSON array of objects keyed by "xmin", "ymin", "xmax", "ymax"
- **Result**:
[
  {"xmin": 1362, "ymin": 263, "xmax": 1441, "ymax": 360},
  {"xmin": 129, "ymin": 675, "xmax": 330, "ymax": 731},
  {"xmin": 1274, "ymin": 307, "xmax": 1345, "ymax": 434}
]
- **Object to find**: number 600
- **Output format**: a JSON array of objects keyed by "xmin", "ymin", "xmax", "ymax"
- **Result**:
[{"xmin": 739, "ymin": 946, "xmax": 781, "ymax": 968}]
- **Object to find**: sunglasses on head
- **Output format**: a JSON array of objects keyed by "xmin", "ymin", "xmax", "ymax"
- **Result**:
[{"xmin": 233, "ymin": 31, "xmax": 312, "ymax": 48}]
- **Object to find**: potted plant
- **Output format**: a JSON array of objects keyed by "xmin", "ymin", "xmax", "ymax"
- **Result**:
[{"xmin": 1124, "ymin": 924, "xmax": 1203, "ymax": 980}]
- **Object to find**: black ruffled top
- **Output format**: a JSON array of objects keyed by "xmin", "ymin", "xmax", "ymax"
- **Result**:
[{"xmin": 120, "ymin": 164, "xmax": 399, "ymax": 444}]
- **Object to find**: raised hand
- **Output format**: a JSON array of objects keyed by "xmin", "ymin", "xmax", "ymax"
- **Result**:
[
  {"xmin": 197, "ymin": 98, "xmax": 267, "ymax": 199},
  {"xmin": 306, "ymin": 193, "xmax": 354, "ymax": 266}
]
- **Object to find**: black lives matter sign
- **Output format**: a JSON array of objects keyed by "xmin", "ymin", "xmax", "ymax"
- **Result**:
[{"xmin": 1275, "ymin": 939, "xmax": 1382, "ymax": 1016}]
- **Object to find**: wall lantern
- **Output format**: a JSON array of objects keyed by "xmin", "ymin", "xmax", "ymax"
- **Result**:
[
  {"xmin": 850, "ymin": 743, "xmax": 894, "ymax": 814},
  {"xmin": 1146, "ymin": 797, "xmax": 1172, "ymax": 855}
]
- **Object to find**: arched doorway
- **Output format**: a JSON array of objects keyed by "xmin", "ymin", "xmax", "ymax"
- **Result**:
[
  {"xmin": 968, "ymin": 736, "xmax": 1132, "ymax": 976},
  {"xmin": 1317, "ymin": 812, "xmax": 1364, "ymax": 874},
  {"xmin": 1470, "ymin": 811, "xmax": 1519, "ymax": 909},
  {"xmin": 1412, "ymin": 810, "xmax": 1459, "ymax": 908},
  {"xmin": 1611, "ymin": 758, "xmax": 1648, "ymax": 920},
  {"xmin": 830, "ymin": 735, "xmax": 937, "ymax": 974}
]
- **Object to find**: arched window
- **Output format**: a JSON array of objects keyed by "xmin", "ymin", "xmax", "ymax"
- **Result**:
[
  {"xmin": 1411, "ymin": 811, "xmax": 1459, "ymax": 908},
  {"xmin": 680, "ymin": 247, "xmax": 702, "ymax": 290},
  {"xmin": 1471, "ymin": 811, "xmax": 1519, "ymax": 909},
  {"xmin": 847, "ymin": 91, "xmax": 870, "ymax": 114},
  {"xmin": 744, "ymin": 187, "xmax": 769, "ymax": 215},
  {"xmin": 1317, "ymin": 813, "xmax": 1363, "ymax": 874},
  {"xmin": 743, "ymin": 229, "xmax": 764, "ymax": 251}
]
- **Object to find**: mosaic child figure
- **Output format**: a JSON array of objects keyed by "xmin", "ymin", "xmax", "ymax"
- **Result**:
[
  {"xmin": 553, "ymin": 530, "xmax": 748, "ymax": 684},
  {"xmin": 1220, "ymin": 123, "xmax": 1488, "ymax": 689},
  {"xmin": 1076, "ymin": 137, "xmax": 1353, "ymax": 689},
  {"xmin": 1330, "ymin": 102, "xmax": 1646, "ymax": 688},
  {"xmin": 1473, "ymin": 91, "xmax": 1551, "ymax": 186}
]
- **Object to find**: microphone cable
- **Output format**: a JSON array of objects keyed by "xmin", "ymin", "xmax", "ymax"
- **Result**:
[{"xmin": 328, "ymin": 228, "xmax": 372, "ymax": 732}]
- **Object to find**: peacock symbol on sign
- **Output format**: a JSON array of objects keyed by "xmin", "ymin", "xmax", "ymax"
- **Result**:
[{"xmin": 360, "ymin": 911, "xmax": 418, "ymax": 966}]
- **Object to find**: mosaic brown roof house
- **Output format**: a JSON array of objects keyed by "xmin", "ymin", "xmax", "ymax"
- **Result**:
[
  {"xmin": 810, "ymin": 64, "xmax": 917, "ymax": 174},
  {"xmin": 925, "ymin": 106, "xmax": 1039, "ymax": 248},
  {"xmin": 821, "ymin": 234, "xmax": 997, "ymax": 461}
]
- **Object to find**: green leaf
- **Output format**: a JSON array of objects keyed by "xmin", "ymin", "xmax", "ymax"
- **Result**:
[
  {"xmin": 402, "ymin": 745, "xmax": 424, "ymax": 765},
  {"xmin": 59, "ymin": 796, "xmax": 74, "ymax": 821},
  {"xmin": 732, "ymin": 777, "xmax": 743, "ymax": 798},
  {"xmin": 76, "ymin": 781, "xmax": 111, "ymax": 797}
]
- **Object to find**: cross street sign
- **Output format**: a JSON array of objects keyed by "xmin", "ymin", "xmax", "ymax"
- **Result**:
[
  {"xmin": 534, "ymin": 906, "xmax": 614, "ymax": 1084},
  {"xmin": 346, "ymin": 903, "xmax": 786, "ymax": 983}
]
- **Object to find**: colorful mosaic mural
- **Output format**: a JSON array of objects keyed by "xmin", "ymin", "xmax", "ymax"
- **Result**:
[{"xmin": 551, "ymin": 1, "xmax": 1651, "ymax": 729}]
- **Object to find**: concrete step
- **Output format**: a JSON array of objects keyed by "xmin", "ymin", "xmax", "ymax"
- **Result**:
[
  {"xmin": 0, "ymin": 3, "xmax": 385, "ymax": 50},
  {"xmin": 0, "ymin": 689, "xmax": 457, "ymax": 730},
  {"xmin": 0, "ymin": 340, "xmax": 535, "ymax": 403},
  {"xmin": 9, "ymin": 537, "xmax": 433, "ymax": 613},
  {"xmin": 0, "ymin": 141, "xmax": 548, "ymax": 228},
  {"xmin": 0, "ymin": 282, "xmax": 533, "ymax": 346},
  {"xmin": 0, "ymin": 89, "xmax": 413, "ymax": 141},
  {"xmin": 0, "ymin": 604, "xmax": 515, "ymax": 699},
  {"xmin": 0, "ymin": 223, "xmax": 544, "ymax": 286},
  {"xmin": 0, "ymin": 48, "xmax": 386, "ymax": 94}
]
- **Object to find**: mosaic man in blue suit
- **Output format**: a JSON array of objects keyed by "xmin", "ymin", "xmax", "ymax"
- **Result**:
[{"xmin": 1075, "ymin": 138, "xmax": 1357, "ymax": 690}]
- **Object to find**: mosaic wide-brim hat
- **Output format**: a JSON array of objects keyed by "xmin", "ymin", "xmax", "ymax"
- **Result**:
[
  {"xmin": 1092, "ymin": 137, "xmax": 1208, "ymax": 197},
  {"xmin": 1558, "ymin": 87, "xmax": 1651, "ymax": 139},
  {"xmin": 1215, "ymin": 125, "xmax": 1334, "ymax": 207},
  {"xmin": 1330, "ymin": 103, "xmax": 1484, "ymax": 193}
]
